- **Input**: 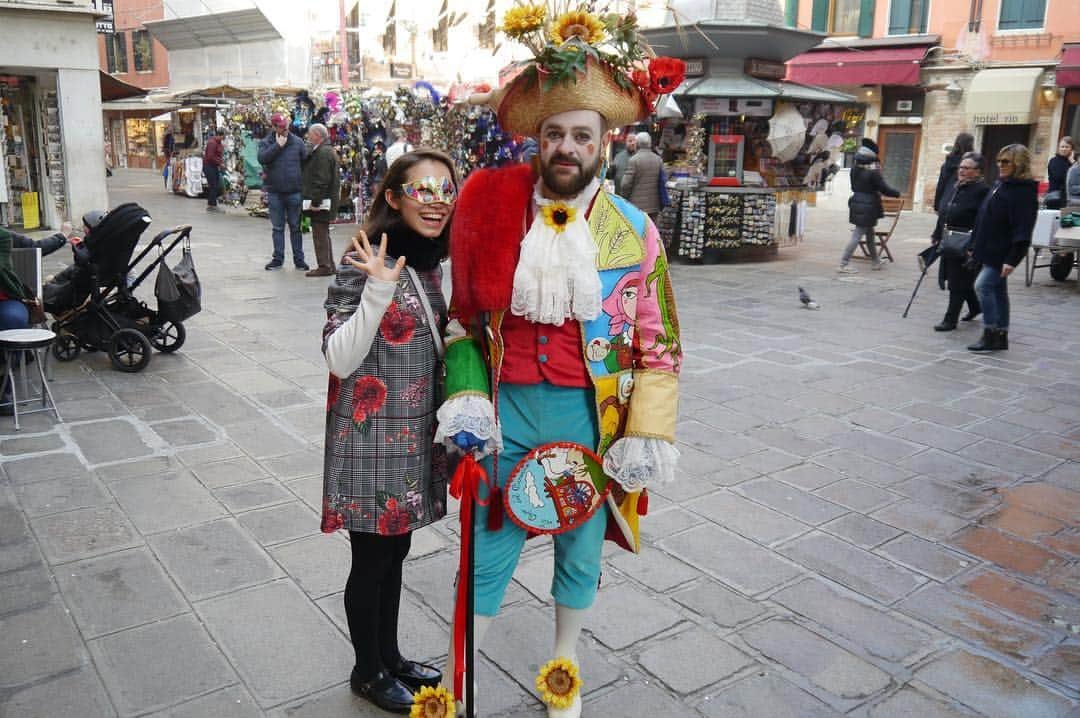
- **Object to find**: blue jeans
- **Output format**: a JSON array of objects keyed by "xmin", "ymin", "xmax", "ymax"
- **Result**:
[
  {"xmin": 473, "ymin": 382, "xmax": 606, "ymax": 616},
  {"xmin": 267, "ymin": 191, "xmax": 304, "ymax": 265},
  {"xmin": 0, "ymin": 299, "xmax": 29, "ymax": 331},
  {"xmin": 974, "ymin": 264, "xmax": 1010, "ymax": 329}
]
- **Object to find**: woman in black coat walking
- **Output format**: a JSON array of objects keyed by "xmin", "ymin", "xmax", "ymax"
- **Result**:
[
  {"xmin": 1046, "ymin": 136, "xmax": 1074, "ymax": 207},
  {"xmin": 967, "ymin": 144, "xmax": 1038, "ymax": 353},
  {"xmin": 839, "ymin": 138, "xmax": 901, "ymax": 273},
  {"xmin": 934, "ymin": 133, "xmax": 974, "ymax": 213},
  {"xmin": 930, "ymin": 152, "xmax": 989, "ymax": 331}
]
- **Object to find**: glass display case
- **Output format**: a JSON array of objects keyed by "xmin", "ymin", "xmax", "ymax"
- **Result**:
[{"xmin": 707, "ymin": 134, "xmax": 744, "ymax": 186}]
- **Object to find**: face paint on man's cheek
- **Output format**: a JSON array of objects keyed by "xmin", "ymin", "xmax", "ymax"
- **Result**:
[
  {"xmin": 586, "ymin": 143, "xmax": 596, "ymax": 156},
  {"xmin": 541, "ymin": 140, "xmax": 550, "ymax": 151}
]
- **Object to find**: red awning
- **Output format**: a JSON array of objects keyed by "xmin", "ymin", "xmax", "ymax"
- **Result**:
[
  {"xmin": 786, "ymin": 46, "xmax": 927, "ymax": 87},
  {"xmin": 1057, "ymin": 45, "xmax": 1080, "ymax": 87}
]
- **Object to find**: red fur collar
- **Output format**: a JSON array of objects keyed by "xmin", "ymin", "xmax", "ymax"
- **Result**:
[{"xmin": 449, "ymin": 163, "xmax": 535, "ymax": 319}]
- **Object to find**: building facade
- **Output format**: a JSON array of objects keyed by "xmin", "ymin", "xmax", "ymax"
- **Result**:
[
  {"xmin": 1, "ymin": 0, "xmax": 109, "ymax": 229},
  {"xmin": 785, "ymin": 0, "xmax": 1080, "ymax": 209}
]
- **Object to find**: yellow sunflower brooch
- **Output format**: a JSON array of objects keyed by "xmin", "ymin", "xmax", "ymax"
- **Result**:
[
  {"xmin": 536, "ymin": 657, "xmax": 581, "ymax": 709},
  {"xmin": 540, "ymin": 202, "xmax": 577, "ymax": 233},
  {"xmin": 549, "ymin": 10, "xmax": 606, "ymax": 46},
  {"xmin": 410, "ymin": 685, "xmax": 455, "ymax": 718},
  {"xmin": 501, "ymin": 5, "xmax": 546, "ymax": 38}
]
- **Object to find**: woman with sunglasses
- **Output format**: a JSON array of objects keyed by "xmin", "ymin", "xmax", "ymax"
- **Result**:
[
  {"xmin": 967, "ymin": 144, "xmax": 1038, "ymax": 352},
  {"xmin": 320, "ymin": 149, "xmax": 458, "ymax": 713},
  {"xmin": 929, "ymin": 151, "xmax": 989, "ymax": 331}
]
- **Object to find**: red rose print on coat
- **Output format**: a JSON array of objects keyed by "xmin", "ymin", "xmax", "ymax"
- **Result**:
[
  {"xmin": 327, "ymin": 374, "xmax": 341, "ymax": 411},
  {"xmin": 321, "ymin": 497, "xmax": 346, "ymax": 533},
  {"xmin": 380, "ymin": 301, "xmax": 417, "ymax": 345},
  {"xmin": 352, "ymin": 375, "xmax": 388, "ymax": 425},
  {"xmin": 378, "ymin": 497, "xmax": 412, "ymax": 535}
]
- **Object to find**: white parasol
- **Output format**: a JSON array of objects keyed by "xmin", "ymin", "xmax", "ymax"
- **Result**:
[{"xmin": 767, "ymin": 104, "xmax": 807, "ymax": 163}]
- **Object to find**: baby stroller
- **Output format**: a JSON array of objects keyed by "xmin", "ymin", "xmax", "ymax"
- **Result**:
[{"xmin": 45, "ymin": 203, "xmax": 200, "ymax": 372}]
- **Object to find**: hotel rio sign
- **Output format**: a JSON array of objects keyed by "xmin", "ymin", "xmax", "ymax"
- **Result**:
[{"xmin": 971, "ymin": 112, "xmax": 1030, "ymax": 125}]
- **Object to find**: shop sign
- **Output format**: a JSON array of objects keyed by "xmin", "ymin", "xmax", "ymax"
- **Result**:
[
  {"xmin": 390, "ymin": 63, "xmax": 414, "ymax": 79},
  {"xmin": 745, "ymin": 58, "xmax": 786, "ymax": 81},
  {"xmin": 971, "ymin": 112, "xmax": 1028, "ymax": 125},
  {"xmin": 693, "ymin": 97, "xmax": 773, "ymax": 117},
  {"xmin": 684, "ymin": 58, "xmax": 706, "ymax": 78},
  {"xmin": 92, "ymin": 0, "xmax": 114, "ymax": 34}
]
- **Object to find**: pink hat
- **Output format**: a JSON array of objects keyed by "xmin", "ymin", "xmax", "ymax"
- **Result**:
[{"xmin": 270, "ymin": 113, "xmax": 288, "ymax": 128}]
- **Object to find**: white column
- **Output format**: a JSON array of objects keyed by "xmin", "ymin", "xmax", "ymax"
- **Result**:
[{"xmin": 56, "ymin": 67, "xmax": 108, "ymax": 220}]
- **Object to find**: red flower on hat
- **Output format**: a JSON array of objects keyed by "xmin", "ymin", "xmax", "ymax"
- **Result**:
[
  {"xmin": 352, "ymin": 375, "xmax": 387, "ymax": 424},
  {"xmin": 630, "ymin": 68, "xmax": 658, "ymax": 106},
  {"xmin": 648, "ymin": 57, "xmax": 686, "ymax": 95},
  {"xmin": 380, "ymin": 302, "xmax": 417, "ymax": 345}
]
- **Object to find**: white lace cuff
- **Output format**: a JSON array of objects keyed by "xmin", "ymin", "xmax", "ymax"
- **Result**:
[
  {"xmin": 434, "ymin": 394, "xmax": 503, "ymax": 458},
  {"xmin": 603, "ymin": 437, "xmax": 679, "ymax": 492}
]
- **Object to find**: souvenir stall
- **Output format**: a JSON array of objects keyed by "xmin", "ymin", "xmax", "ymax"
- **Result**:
[{"xmin": 642, "ymin": 23, "xmax": 857, "ymax": 263}]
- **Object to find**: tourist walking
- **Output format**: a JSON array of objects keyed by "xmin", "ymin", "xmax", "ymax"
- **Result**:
[
  {"xmin": 967, "ymin": 144, "xmax": 1038, "ymax": 352},
  {"xmin": 320, "ymin": 149, "xmax": 457, "ymax": 714},
  {"xmin": 258, "ymin": 113, "xmax": 309, "ymax": 270},
  {"xmin": 930, "ymin": 152, "xmax": 989, "ymax": 331},
  {"xmin": 838, "ymin": 138, "xmax": 901, "ymax": 273}
]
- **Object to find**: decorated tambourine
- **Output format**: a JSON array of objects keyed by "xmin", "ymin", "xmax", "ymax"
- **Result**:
[{"xmin": 503, "ymin": 442, "xmax": 610, "ymax": 535}]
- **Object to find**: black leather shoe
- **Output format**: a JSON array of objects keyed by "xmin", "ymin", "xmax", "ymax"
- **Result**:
[
  {"xmin": 294, "ymin": 261, "xmax": 310, "ymax": 271},
  {"xmin": 264, "ymin": 260, "xmax": 283, "ymax": 270},
  {"xmin": 392, "ymin": 659, "xmax": 442, "ymax": 692},
  {"xmin": 961, "ymin": 309, "xmax": 981, "ymax": 322},
  {"xmin": 967, "ymin": 329, "xmax": 995, "ymax": 353},
  {"xmin": 350, "ymin": 669, "xmax": 413, "ymax": 714},
  {"xmin": 933, "ymin": 321, "xmax": 957, "ymax": 332}
]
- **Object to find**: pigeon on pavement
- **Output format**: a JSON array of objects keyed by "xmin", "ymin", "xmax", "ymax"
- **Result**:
[{"xmin": 798, "ymin": 286, "xmax": 819, "ymax": 310}]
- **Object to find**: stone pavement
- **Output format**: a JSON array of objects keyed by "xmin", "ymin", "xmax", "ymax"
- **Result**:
[{"xmin": 1, "ymin": 168, "xmax": 1078, "ymax": 717}]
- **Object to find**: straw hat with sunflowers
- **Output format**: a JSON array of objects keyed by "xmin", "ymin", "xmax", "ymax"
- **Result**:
[{"xmin": 471, "ymin": 2, "xmax": 686, "ymax": 136}]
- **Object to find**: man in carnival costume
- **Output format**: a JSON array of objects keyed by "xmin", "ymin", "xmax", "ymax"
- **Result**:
[{"xmin": 416, "ymin": 6, "xmax": 686, "ymax": 717}]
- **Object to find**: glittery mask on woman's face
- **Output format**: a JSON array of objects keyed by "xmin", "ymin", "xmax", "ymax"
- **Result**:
[{"xmin": 401, "ymin": 176, "xmax": 457, "ymax": 205}]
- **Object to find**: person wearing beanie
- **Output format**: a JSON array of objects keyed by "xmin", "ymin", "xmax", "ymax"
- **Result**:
[{"xmin": 838, "ymin": 137, "xmax": 901, "ymax": 273}]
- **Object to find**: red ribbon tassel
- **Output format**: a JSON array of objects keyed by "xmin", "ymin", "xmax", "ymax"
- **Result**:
[
  {"xmin": 448, "ymin": 454, "xmax": 491, "ymax": 699},
  {"xmin": 637, "ymin": 489, "xmax": 649, "ymax": 516}
]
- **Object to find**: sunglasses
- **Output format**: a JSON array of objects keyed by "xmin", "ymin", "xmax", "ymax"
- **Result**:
[{"xmin": 401, "ymin": 176, "xmax": 457, "ymax": 205}]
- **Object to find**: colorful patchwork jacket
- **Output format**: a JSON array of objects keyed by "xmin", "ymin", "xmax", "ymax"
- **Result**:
[{"xmin": 443, "ymin": 163, "xmax": 682, "ymax": 553}]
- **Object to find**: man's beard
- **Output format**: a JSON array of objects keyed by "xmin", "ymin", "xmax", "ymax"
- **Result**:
[{"xmin": 540, "ymin": 153, "xmax": 601, "ymax": 198}]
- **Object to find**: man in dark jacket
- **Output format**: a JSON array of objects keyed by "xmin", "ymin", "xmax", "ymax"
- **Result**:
[
  {"xmin": 967, "ymin": 143, "xmax": 1038, "ymax": 352},
  {"xmin": 203, "ymin": 130, "xmax": 224, "ymax": 211},
  {"xmin": 621, "ymin": 132, "xmax": 663, "ymax": 220},
  {"xmin": 300, "ymin": 123, "xmax": 341, "ymax": 277},
  {"xmin": 838, "ymin": 138, "xmax": 901, "ymax": 273},
  {"xmin": 259, "ymin": 112, "xmax": 310, "ymax": 270}
]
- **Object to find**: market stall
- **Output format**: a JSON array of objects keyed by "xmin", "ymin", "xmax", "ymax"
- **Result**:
[{"xmin": 642, "ymin": 22, "xmax": 858, "ymax": 262}]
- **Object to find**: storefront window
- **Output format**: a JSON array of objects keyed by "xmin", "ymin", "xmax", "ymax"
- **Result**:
[
  {"xmin": 106, "ymin": 32, "xmax": 128, "ymax": 74},
  {"xmin": 830, "ymin": 0, "xmax": 861, "ymax": 35},
  {"xmin": 133, "ymin": 30, "xmax": 153, "ymax": 72},
  {"xmin": 125, "ymin": 118, "xmax": 152, "ymax": 160}
]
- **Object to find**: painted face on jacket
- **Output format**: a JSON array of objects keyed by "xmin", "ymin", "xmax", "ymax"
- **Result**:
[
  {"xmin": 538, "ymin": 109, "xmax": 606, "ymax": 199},
  {"xmin": 386, "ymin": 159, "xmax": 456, "ymax": 239}
]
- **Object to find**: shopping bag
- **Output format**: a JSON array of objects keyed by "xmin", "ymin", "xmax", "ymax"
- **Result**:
[{"xmin": 155, "ymin": 248, "xmax": 202, "ymax": 322}]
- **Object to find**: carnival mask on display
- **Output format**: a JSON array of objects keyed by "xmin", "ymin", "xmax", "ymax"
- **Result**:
[{"xmin": 401, "ymin": 176, "xmax": 457, "ymax": 205}]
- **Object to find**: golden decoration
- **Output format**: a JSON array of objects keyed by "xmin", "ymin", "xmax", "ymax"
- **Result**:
[
  {"xmin": 535, "ymin": 657, "xmax": 581, "ymax": 709},
  {"xmin": 501, "ymin": 5, "xmax": 547, "ymax": 38},
  {"xmin": 540, "ymin": 202, "xmax": 577, "ymax": 233},
  {"xmin": 548, "ymin": 10, "xmax": 606, "ymax": 46},
  {"xmin": 410, "ymin": 685, "xmax": 455, "ymax": 718}
]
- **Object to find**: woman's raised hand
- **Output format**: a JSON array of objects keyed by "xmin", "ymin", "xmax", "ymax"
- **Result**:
[{"xmin": 344, "ymin": 231, "xmax": 405, "ymax": 283}]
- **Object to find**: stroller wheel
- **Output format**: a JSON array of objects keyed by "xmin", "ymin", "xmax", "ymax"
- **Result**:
[
  {"xmin": 150, "ymin": 322, "xmax": 186, "ymax": 353},
  {"xmin": 53, "ymin": 333, "xmax": 81, "ymax": 362},
  {"xmin": 108, "ymin": 329, "xmax": 153, "ymax": 373}
]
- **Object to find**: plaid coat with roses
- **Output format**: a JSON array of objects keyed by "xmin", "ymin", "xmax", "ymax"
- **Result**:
[{"xmin": 321, "ymin": 257, "xmax": 448, "ymax": 535}]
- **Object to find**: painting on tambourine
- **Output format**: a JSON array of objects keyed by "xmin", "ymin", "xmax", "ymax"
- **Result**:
[{"xmin": 503, "ymin": 442, "xmax": 611, "ymax": 535}]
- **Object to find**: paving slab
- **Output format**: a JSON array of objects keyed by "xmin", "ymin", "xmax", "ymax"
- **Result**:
[
  {"xmin": 237, "ymin": 501, "xmax": 320, "ymax": 546},
  {"xmin": 13, "ymin": 471, "xmax": 113, "ymax": 517},
  {"xmin": 779, "ymin": 532, "xmax": 925, "ymax": 605},
  {"xmin": 821, "ymin": 514, "xmax": 905, "ymax": 550},
  {"xmin": 875, "ymin": 534, "xmax": 973, "ymax": 582},
  {"xmin": 639, "ymin": 629, "xmax": 755, "ymax": 693},
  {"xmin": 268, "ymin": 533, "xmax": 350, "ymax": 599},
  {"xmin": 110, "ymin": 470, "xmax": 227, "ymax": 534},
  {"xmin": 147, "ymin": 685, "xmax": 262, "ymax": 718},
  {"xmin": 0, "ymin": 597, "xmax": 88, "ymax": 690},
  {"xmin": 90, "ymin": 613, "xmax": 235, "ymax": 716},
  {"xmin": 586, "ymin": 582, "xmax": 684, "ymax": 650},
  {"xmin": 196, "ymin": 580, "xmax": 354, "ymax": 708},
  {"xmin": 694, "ymin": 490, "xmax": 809, "ymax": 545},
  {"xmin": 857, "ymin": 686, "xmax": 980, "ymax": 718},
  {"xmin": 951, "ymin": 526, "xmax": 1066, "ymax": 579},
  {"xmin": 1, "ymin": 452, "xmax": 88, "ymax": 485},
  {"xmin": 30, "ymin": 505, "xmax": 141, "ymax": 564},
  {"xmin": 213, "ymin": 478, "xmax": 294, "ymax": 512},
  {"xmin": 699, "ymin": 671, "xmax": 843, "ymax": 717},
  {"xmin": 814, "ymin": 479, "xmax": 899, "ymax": 513},
  {"xmin": 871, "ymin": 499, "xmax": 971, "ymax": 540},
  {"xmin": 913, "ymin": 649, "xmax": 1073, "ymax": 718},
  {"xmin": 0, "ymin": 665, "xmax": 116, "ymax": 718},
  {"xmin": 660, "ymin": 523, "xmax": 803, "ymax": 595},
  {"xmin": 68, "ymin": 418, "xmax": 158, "ymax": 465},
  {"xmin": 585, "ymin": 681, "xmax": 689, "ymax": 716},
  {"xmin": 607, "ymin": 543, "xmax": 703, "ymax": 591},
  {"xmin": 738, "ymin": 478, "xmax": 849, "ymax": 525}
]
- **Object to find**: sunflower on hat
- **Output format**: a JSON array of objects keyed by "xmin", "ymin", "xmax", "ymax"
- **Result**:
[{"xmin": 474, "ymin": 3, "xmax": 686, "ymax": 135}]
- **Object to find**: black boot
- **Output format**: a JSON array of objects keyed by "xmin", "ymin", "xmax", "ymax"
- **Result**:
[
  {"xmin": 961, "ymin": 290, "xmax": 981, "ymax": 321},
  {"xmin": 995, "ymin": 329, "xmax": 1009, "ymax": 350},
  {"xmin": 967, "ymin": 329, "xmax": 996, "ymax": 352},
  {"xmin": 934, "ymin": 319, "xmax": 957, "ymax": 331},
  {"xmin": 936, "ymin": 292, "xmax": 963, "ymax": 331},
  {"xmin": 350, "ymin": 668, "xmax": 414, "ymax": 714}
]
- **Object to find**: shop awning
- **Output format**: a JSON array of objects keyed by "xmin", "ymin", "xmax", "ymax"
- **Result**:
[
  {"xmin": 965, "ymin": 67, "xmax": 1043, "ymax": 125},
  {"xmin": 102, "ymin": 99, "xmax": 181, "ymax": 113},
  {"xmin": 786, "ymin": 46, "xmax": 927, "ymax": 86},
  {"xmin": 674, "ymin": 74, "xmax": 855, "ymax": 103},
  {"xmin": 99, "ymin": 71, "xmax": 147, "ymax": 102},
  {"xmin": 144, "ymin": 8, "xmax": 281, "ymax": 51},
  {"xmin": 1057, "ymin": 45, "xmax": 1080, "ymax": 87}
]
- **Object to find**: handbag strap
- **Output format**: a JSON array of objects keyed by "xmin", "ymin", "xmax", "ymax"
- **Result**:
[{"xmin": 405, "ymin": 266, "xmax": 444, "ymax": 359}]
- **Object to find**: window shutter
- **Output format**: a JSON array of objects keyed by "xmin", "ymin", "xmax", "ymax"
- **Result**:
[
  {"xmin": 889, "ymin": 0, "xmax": 912, "ymax": 34},
  {"xmin": 1020, "ymin": 0, "xmax": 1046, "ymax": 27},
  {"xmin": 785, "ymin": 0, "xmax": 799, "ymax": 27},
  {"xmin": 999, "ymin": 0, "xmax": 1023, "ymax": 29},
  {"xmin": 918, "ymin": 0, "xmax": 930, "ymax": 32},
  {"xmin": 811, "ymin": 0, "xmax": 828, "ymax": 32},
  {"xmin": 858, "ymin": 0, "xmax": 876, "ymax": 37}
]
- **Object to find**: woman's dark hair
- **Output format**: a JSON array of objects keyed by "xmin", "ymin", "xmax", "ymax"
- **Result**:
[
  {"xmin": 951, "ymin": 133, "xmax": 975, "ymax": 157},
  {"xmin": 360, "ymin": 148, "xmax": 458, "ymax": 263},
  {"xmin": 961, "ymin": 151, "xmax": 984, "ymax": 173}
]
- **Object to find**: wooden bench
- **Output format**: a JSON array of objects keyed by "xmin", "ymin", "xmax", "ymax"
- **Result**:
[{"xmin": 860, "ymin": 197, "xmax": 904, "ymax": 263}]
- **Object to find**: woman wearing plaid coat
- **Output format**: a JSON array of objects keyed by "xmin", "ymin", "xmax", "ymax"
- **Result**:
[{"xmin": 320, "ymin": 150, "xmax": 457, "ymax": 714}]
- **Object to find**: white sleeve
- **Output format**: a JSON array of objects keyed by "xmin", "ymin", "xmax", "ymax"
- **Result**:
[{"xmin": 324, "ymin": 277, "xmax": 397, "ymax": 378}]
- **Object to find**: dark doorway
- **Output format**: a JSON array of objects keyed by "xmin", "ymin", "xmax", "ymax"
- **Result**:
[{"xmin": 982, "ymin": 125, "xmax": 1031, "ymax": 183}]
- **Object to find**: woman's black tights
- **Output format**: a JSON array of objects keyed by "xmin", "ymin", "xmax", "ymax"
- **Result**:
[{"xmin": 345, "ymin": 530, "xmax": 412, "ymax": 681}]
